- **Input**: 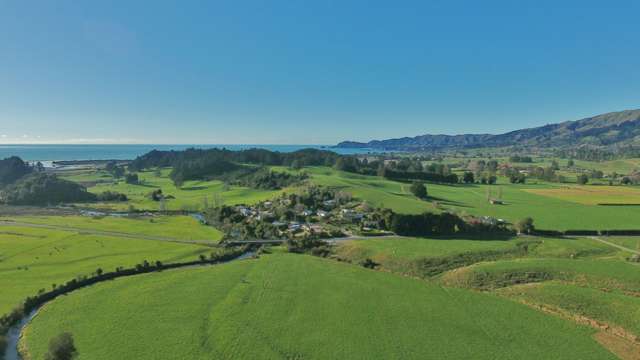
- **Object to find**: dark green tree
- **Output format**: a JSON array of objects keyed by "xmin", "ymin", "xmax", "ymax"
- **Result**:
[
  {"xmin": 45, "ymin": 332, "xmax": 78, "ymax": 360},
  {"xmin": 409, "ymin": 181, "xmax": 428, "ymax": 199},
  {"xmin": 577, "ymin": 174, "xmax": 589, "ymax": 185},
  {"xmin": 463, "ymin": 172, "xmax": 475, "ymax": 184}
]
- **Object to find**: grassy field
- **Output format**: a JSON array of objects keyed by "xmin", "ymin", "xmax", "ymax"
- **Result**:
[
  {"xmin": 335, "ymin": 236, "xmax": 617, "ymax": 277},
  {"xmin": 288, "ymin": 166, "xmax": 640, "ymax": 230},
  {"xmin": 525, "ymin": 185, "xmax": 640, "ymax": 205},
  {"xmin": 293, "ymin": 167, "xmax": 435, "ymax": 214},
  {"xmin": 436, "ymin": 251, "xmax": 640, "ymax": 347},
  {"xmin": 22, "ymin": 252, "xmax": 615, "ymax": 360},
  {"xmin": 497, "ymin": 282, "xmax": 640, "ymax": 339},
  {"xmin": 0, "ymin": 219, "xmax": 217, "ymax": 316},
  {"xmin": 0, "ymin": 215, "xmax": 223, "ymax": 242},
  {"xmin": 440, "ymin": 257, "xmax": 640, "ymax": 292},
  {"xmin": 602, "ymin": 237, "xmax": 640, "ymax": 251},
  {"xmin": 61, "ymin": 165, "xmax": 640, "ymax": 230},
  {"xmin": 79, "ymin": 168, "xmax": 283, "ymax": 211}
]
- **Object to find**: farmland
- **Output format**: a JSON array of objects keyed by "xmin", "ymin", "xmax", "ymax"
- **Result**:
[
  {"xmin": 21, "ymin": 251, "xmax": 616, "ymax": 360},
  {"xmin": 291, "ymin": 167, "xmax": 640, "ymax": 230},
  {"xmin": 439, "ymin": 255, "xmax": 640, "ymax": 348},
  {"xmin": 0, "ymin": 217, "xmax": 219, "ymax": 316},
  {"xmin": 3, "ymin": 156, "xmax": 640, "ymax": 360},
  {"xmin": 525, "ymin": 186, "xmax": 640, "ymax": 205},
  {"xmin": 61, "ymin": 165, "xmax": 640, "ymax": 231},
  {"xmin": 334, "ymin": 236, "xmax": 618, "ymax": 277},
  {"xmin": 64, "ymin": 168, "xmax": 283, "ymax": 211},
  {"xmin": 0, "ymin": 215, "xmax": 223, "ymax": 242}
]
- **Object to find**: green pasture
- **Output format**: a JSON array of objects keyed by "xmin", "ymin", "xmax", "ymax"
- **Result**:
[
  {"xmin": 441, "ymin": 257, "xmax": 640, "ymax": 292},
  {"xmin": 292, "ymin": 166, "xmax": 436, "ymax": 214},
  {"xmin": 290, "ymin": 166, "xmax": 640, "ymax": 230},
  {"xmin": 0, "ymin": 223, "xmax": 215, "ymax": 316},
  {"xmin": 0, "ymin": 215, "xmax": 223, "ymax": 242},
  {"xmin": 22, "ymin": 252, "xmax": 614, "ymax": 360},
  {"xmin": 335, "ymin": 236, "xmax": 616, "ymax": 277},
  {"xmin": 600, "ymin": 237, "xmax": 640, "ymax": 252},
  {"xmin": 86, "ymin": 168, "xmax": 282, "ymax": 211},
  {"xmin": 498, "ymin": 282, "xmax": 640, "ymax": 338}
]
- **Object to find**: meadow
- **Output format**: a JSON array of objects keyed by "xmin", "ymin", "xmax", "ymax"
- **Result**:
[
  {"xmin": 0, "ymin": 215, "xmax": 223, "ymax": 242},
  {"xmin": 438, "ymin": 255, "xmax": 640, "ymax": 348},
  {"xmin": 525, "ymin": 186, "xmax": 640, "ymax": 205},
  {"xmin": 293, "ymin": 167, "xmax": 640, "ymax": 230},
  {"xmin": 63, "ymin": 168, "xmax": 282, "ymax": 211},
  {"xmin": 62, "ymin": 165, "xmax": 640, "ymax": 231},
  {"xmin": 440, "ymin": 257, "xmax": 640, "ymax": 292},
  {"xmin": 0, "ymin": 219, "xmax": 217, "ymax": 316},
  {"xmin": 21, "ymin": 251, "xmax": 615, "ymax": 360},
  {"xmin": 603, "ymin": 237, "xmax": 640, "ymax": 252},
  {"xmin": 334, "ymin": 236, "xmax": 617, "ymax": 277},
  {"xmin": 497, "ymin": 282, "xmax": 640, "ymax": 340}
]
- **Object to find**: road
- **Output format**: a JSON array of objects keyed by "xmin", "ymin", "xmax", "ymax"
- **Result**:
[{"xmin": 0, "ymin": 220, "xmax": 215, "ymax": 245}]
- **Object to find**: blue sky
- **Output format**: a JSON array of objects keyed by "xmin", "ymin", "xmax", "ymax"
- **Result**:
[{"xmin": 1, "ymin": 0, "xmax": 639, "ymax": 144}]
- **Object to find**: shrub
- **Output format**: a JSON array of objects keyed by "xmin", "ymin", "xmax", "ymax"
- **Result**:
[
  {"xmin": 515, "ymin": 217, "xmax": 534, "ymax": 234},
  {"xmin": 96, "ymin": 191, "xmax": 127, "ymax": 202},
  {"xmin": 360, "ymin": 258, "xmax": 379, "ymax": 269},
  {"xmin": 125, "ymin": 173, "xmax": 139, "ymax": 184},
  {"xmin": 44, "ymin": 332, "xmax": 78, "ymax": 360},
  {"xmin": 577, "ymin": 174, "xmax": 589, "ymax": 185}
]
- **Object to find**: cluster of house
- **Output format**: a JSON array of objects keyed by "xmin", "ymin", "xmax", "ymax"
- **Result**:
[{"xmin": 233, "ymin": 197, "xmax": 370, "ymax": 236}]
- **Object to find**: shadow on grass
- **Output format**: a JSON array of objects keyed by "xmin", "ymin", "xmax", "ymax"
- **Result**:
[
  {"xmin": 131, "ymin": 183, "xmax": 160, "ymax": 189},
  {"xmin": 426, "ymin": 195, "xmax": 472, "ymax": 208},
  {"xmin": 181, "ymin": 186, "xmax": 209, "ymax": 191},
  {"xmin": 406, "ymin": 233, "xmax": 517, "ymax": 241}
]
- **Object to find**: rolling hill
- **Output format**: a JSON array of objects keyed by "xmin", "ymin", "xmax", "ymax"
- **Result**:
[{"xmin": 337, "ymin": 109, "xmax": 640, "ymax": 151}]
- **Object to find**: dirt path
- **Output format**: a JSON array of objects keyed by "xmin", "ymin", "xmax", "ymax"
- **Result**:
[
  {"xmin": 589, "ymin": 236, "xmax": 640, "ymax": 255},
  {"xmin": 0, "ymin": 220, "xmax": 215, "ymax": 245}
]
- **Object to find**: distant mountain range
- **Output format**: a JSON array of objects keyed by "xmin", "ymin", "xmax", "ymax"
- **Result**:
[{"xmin": 336, "ymin": 109, "xmax": 640, "ymax": 151}]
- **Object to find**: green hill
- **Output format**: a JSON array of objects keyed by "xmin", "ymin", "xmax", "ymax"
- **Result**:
[{"xmin": 22, "ymin": 252, "xmax": 616, "ymax": 359}]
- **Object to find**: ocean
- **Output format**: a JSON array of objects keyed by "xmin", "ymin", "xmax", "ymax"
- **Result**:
[{"xmin": 0, "ymin": 144, "xmax": 373, "ymax": 162}]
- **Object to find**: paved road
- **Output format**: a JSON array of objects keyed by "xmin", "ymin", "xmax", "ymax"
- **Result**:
[
  {"xmin": 589, "ymin": 236, "xmax": 640, "ymax": 255},
  {"xmin": 0, "ymin": 220, "xmax": 215, "ymax": 245}
]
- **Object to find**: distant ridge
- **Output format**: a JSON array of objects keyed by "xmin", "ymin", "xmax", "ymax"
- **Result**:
[{"xmin": 337, "ymin": 109, "xmax": 640, "ymax": 151}]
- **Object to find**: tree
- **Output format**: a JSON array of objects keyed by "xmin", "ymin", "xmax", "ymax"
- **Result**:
[
  {"xmin": 515, "ymin": 217, "xmax": 534, "ymax": 235},
  {"xmin": 567, "ymin": 159, "xmax": 575, "ymax": 167},
  {"xmin": 409, "ymin": 181, "xmax": 428, "ymax": 199},
  {"xmin": 463, "ymin": 171, "xmax": 475, "ymax": 184},
  {"xmin": 577, "ymin": 174, "xmax": 589, "ymax": 185},
  {"xmin": 550, "ymin": 160, "xmax": 560, "ymax": 171},
  {"xmin": 45, "ymin": 332, "xmax": 78, "ymax": 360},
  {"xmin": 125, "ymin": 173, "xmax": 139, "ymax": 184}
]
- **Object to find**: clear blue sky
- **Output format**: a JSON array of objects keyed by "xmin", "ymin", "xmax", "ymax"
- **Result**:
[{"xmin": 1, "ymin": 0, "xmax": 639, "ymax": 144}]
